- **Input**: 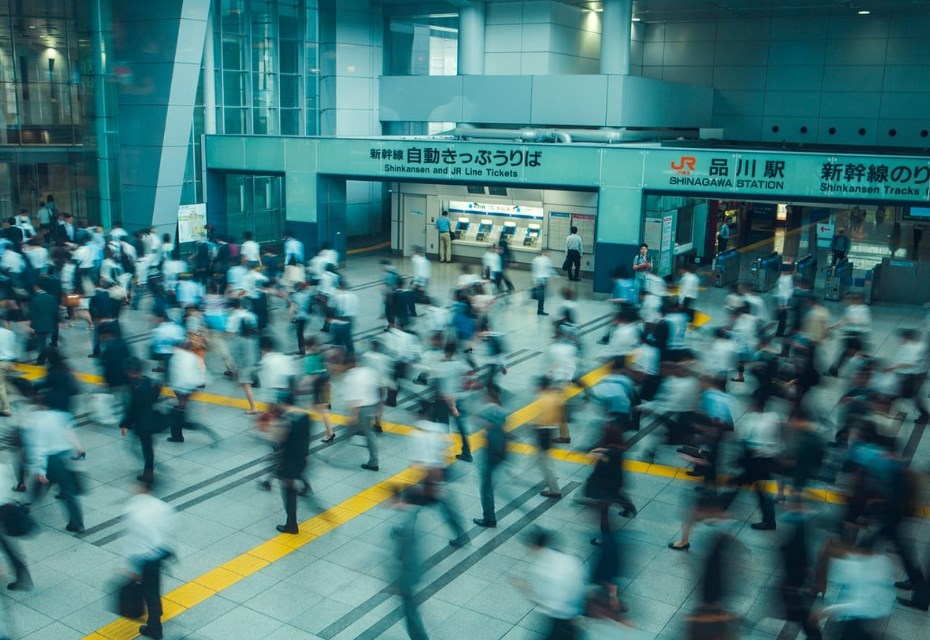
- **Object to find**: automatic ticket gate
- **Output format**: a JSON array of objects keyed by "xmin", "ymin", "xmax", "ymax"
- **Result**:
[
  {"xmin": 713, "ymin": 250, "xmax": 741, "ymax": 288},
  {"xmin": 824, "ymin": 259, "xmax": 853, "ymax": 301},
  {"xmin": 795, "ymin": 254, "xmax": 817, "ymax": 289},
  {"xmin": 750, "ymin": 252, "xmax": 781, "ymax": 292},
  {"xmin": 863, "ymin": 263, "xmax": 880, "ymax": 305}
]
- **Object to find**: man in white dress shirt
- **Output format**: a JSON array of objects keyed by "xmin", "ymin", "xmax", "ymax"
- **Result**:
[
  {"xmin": 124, "ymin": 479, "xmax": 176, "ymax": 640},
  {"xmin": 531, "ymin": 249, "xmax": 555, "ymax": 316},
  {"xmin": 564, "ymin": 226, "xmax": 583, "ymax": 281}
]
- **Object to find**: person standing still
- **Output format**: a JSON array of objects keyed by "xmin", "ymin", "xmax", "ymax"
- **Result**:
[
  {"xmin": 632, "ymin": 243, "xmax": 652, "ymax": 301},
  {"xmin": 564, "ymin": 226, "xmax": 583, "ymax": 281},
  {"xmin": 717, "ymin": 219, "xmax": 730, "ymax": 253},
  {"xmin": 436, "ymin": 211, "xmax": 453, "ymax": 263}
]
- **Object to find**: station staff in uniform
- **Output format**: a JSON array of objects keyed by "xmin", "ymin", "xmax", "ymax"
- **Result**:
[
  {"xmin": 436, "ymin": 211, "xmax": 453, "ymax": 263},
  {"xmin": 564, "ymin": 226, "xmax": 583, "ymax": 282}
]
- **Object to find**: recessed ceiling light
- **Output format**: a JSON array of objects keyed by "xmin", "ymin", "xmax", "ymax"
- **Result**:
[
  {"xmin": 28, "ymin": 25, "xmax": 35, "ymax": 29},
  {"xmin": 858, "ymin": 9, "xmax": 871, "ymax": 14}
]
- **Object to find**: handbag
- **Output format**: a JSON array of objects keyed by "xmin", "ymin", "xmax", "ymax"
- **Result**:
[
  {"xmin": 116, "ymin": 579, "xmax": 146, "ymax": 619},
  {"xmin": 0, "ymin": 501, "xmax": 35, "ymax": 537}
]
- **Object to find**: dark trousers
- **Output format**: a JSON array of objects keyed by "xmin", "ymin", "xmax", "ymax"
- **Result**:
[
  {"xmin": 34, "ymin": 332, "xmax": 50, "ymax": 364},
  {"xmin": 566, "ymin": 249, "xmax": 581, "ymax": 280},
  {"xmin": 479, "ymin": 460, "xmax": 500, "ymax": 522},
  {"xmin": 0, "ymin": 533, "xmax": 29, "ymax": 586},
  {"xmin": 838, "ymin": 619, "xmax": 876, "ymax": 640},
  {"xmin": 294, "ymin": 318, "xmax": 307, "ymax": 355},
  {"xmin": 536, "ymin": 283, "xmax": 547, "ymax": 314},
  {"xmin": 281, "ymin": 482, "xmax": 298, "ymax": 530},
  {"xmin": 141, "ymin": 557, "xmax": 164, "ymax": 634},
  {"xmin": 138, "ymin": 431, "xmax": 155, "ymax": 476},
  {"xmin": 331, "ymin": 319, "xmax": 354, "ymax": 356},
  {"xmin": 832, "ymin": 250, "xmax": 847, "ymax": 266},
  {"xmin": 545, "ymin": 617, "xmax": 578, "ymax": 640},
  {"xmin": 169, "ymin": 396, "xmax": 190, "ymax": 441},
  {"xmin": 45, "ymin": 452, "xmax": 83, "ymax": 530},
  {"xmin": 718, "ymin": 237, "xmax": 728, "ymax": 253}
]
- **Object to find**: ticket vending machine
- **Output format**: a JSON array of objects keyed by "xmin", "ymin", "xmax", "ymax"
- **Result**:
[
  {"xmin": 475, "ymin": 219, "xmax": 494, "ymax": 243},
  {"xmin": 524, "ymin": 224, "xmax": 541, "ymax": 247},
  {"xmin": 500, "ymin": 222, "xmax": 516, "ymax": 243},
  {"xmin": 453, "ymin": 218, "xmax": 470, "ymax": 240}
]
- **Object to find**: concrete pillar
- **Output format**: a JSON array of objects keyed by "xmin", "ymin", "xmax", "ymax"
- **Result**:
[
  {"xmin": 91, "ymin": 0, "xmax": 116, "ymax": 228},
  {"xmin": 600, "ymin": 0, "xmax": 632, "ymax": 75},
  {"xmin": 203, "ymin": 6, "xmax": 217, "ymax": 135},
  {"xmin": 458, "ymin": 1, "xmax": 485, "ymax": 75}
]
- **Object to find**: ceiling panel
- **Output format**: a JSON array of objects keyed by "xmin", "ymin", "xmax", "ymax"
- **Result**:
[{"xmin": 375, "ymin": 0, "xmax": 930, "ymax": 23}]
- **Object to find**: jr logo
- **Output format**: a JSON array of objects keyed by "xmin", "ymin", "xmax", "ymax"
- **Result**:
[{"xmin": 671, "ymin": 156, "xmax": 697, "ymax": 175}]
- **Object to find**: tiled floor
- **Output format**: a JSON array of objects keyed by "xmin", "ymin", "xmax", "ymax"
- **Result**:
[{"xmin": 0, "ymin": 239, "xmax": 928, "ymax": 640}]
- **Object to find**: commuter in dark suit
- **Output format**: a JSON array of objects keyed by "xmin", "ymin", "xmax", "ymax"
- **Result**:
[
  {"xmin": 41, "ymin": 348, "xmax": 78, "ymax": 414},
  {"xmin": 273, "ymin": 392, "xmax": 310, "ymax": 534},
  {"xmin": 89, "ymin": 284, "xmax": 123, "ymax": 357},
  {"xmin": 2, "ymin": 218, "xmax": 23, "ymax": 251},
  {"xmin": 28, "ymin": 283, "xmax": 59, "ymax": 364},
  {"xmin": 121, "ymin": 359, "xmax": 165, "ymax": 483}
]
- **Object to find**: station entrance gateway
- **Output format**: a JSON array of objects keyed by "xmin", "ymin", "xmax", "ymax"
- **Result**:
[{"xmin": 202, "ymin": 135, "xmax": 930, "ymax": 293}]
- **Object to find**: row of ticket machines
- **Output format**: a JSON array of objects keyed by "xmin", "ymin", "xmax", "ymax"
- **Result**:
[{"xmin": 451, "ymin": 216, "xmax": 542, "ymax": 248}]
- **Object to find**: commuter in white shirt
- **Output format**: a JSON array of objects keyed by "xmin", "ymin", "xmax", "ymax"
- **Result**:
[
  {"xmin": 563, "ymin": 226, "xmax": 583, "ymax": 281},
  {"xmin": 514, "ymin": 529, "xmax": 586, "ymax": 638},
  {"xmin": 282, "ymin": 232, "xmax": 304, "ymax": 266},
  {"xmin": 123, "ymin": 481, "xmax": 176, "ymax": 640},
  {"xmin": 343, "ymin": 357, "xmax": 381, "ymax": 471},
  {"xmin": 0, "ymin": 323, "xmax": 17, "ymax": 417},
  {"xmin": 531, "ymin": 249, "xmax": 555, "ymax": 315},
  {"xmin": 677, "ymin": 264, "xmax": 700, "ymax": 316},
  {"xmin": 828, "ymin": 292, "xmax": 871, "ymax": 377},
  {"xmin": 166, "ymin": 341, "xmax": 206, "ymax": 443},
  {"xmin": 24, "ymin": 403, "xmax": 85, "ymax": 532},
  {"xmin": 411, "ymin": 246, "xmax": 431, "ymax": 288},
  {"xmin": 240, "ymin": 231, "xmax": 261, "ymax": 267}
]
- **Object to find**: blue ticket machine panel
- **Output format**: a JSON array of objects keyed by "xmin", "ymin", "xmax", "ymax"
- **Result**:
[
  {"xmin": 500, "ymin": 222, "xmax": 516, "ymax": 241},
  {"xmin": 476, "ymin": 220, "xmax": 494, "ymax": 243},
  {"xmin": 453, "ymin": 218, "xmax": 470, "ymax": 240},
  {"xmin": 524, "ymin": 224, "xmax": 541, "ymax": 247}
]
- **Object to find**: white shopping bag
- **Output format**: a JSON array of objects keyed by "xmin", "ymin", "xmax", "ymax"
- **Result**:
[{"xmin": 90, "ymin": 393, "xmax": 118, "ymax": 426}]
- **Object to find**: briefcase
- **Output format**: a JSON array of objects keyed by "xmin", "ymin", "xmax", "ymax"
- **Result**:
[{"xmin": 116, "ymin": 579, "xmax": 145, "ymax": 619}]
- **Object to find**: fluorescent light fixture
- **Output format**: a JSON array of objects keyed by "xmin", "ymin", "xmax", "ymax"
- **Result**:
[
  {"xmin": 632, "ymin": 17, "xmax": 641, "ymax": 21},
  {"xmin": 857, "ymin": 9, "xmax": 870, "ymax": 14}
]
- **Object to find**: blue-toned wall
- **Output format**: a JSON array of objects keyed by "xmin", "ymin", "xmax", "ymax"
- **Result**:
[
  {"xmin": 112, "ymin": 0, "xmax": 210, "ymax": 235},
  {"xmin": 641, "ymin": 15, "xmax": 930, "ymax": 147}
]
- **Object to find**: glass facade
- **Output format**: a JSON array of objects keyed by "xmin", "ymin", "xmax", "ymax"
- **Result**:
[
  {"xmin": 385, "ymin": 15, "xmax": 458, "ymax": 76},
  {"xmin": 215, "ymin": 0, "xmax": 319, "ymax": 137}
]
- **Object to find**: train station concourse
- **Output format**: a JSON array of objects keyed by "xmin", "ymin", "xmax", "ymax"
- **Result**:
[{"xmin": 1, "ymin": 0, "xmax": 930, "ymax": 639}]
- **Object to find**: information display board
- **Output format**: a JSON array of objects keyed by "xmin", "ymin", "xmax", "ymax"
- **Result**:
[
  {"xmin": 571, "ymin": 213, "xmax": 596, "ymax": 254},
  {"xmin": 178, "ymin": 203, "xmax": 207, "ymax": 243},
  {"xmin": 547, "ymin": 212, "xmax": 571, "ymax": 250}
]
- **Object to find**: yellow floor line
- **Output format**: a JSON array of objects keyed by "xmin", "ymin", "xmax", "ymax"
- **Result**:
[{"xmin": 83, "ymin": 466, "xmax": 426, "ymax": 640}]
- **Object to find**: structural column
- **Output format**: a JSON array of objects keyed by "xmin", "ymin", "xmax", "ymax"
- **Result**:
[
  {"xmin": 458, "ymin": 1, "xmax": 485, "ymax": 75},
  {"xmin": 599, "ymin": 0, "xmax": 632, "ymax": 75},
  {"xmin": 203, "ymin": 6, "xmax": 217, "ymax": 135},
  {"xmin": 90, "ymin": 0, "xmax": 117, "ymax": 228}
]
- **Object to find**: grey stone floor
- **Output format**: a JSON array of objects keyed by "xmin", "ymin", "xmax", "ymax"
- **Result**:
[{"xmin": 0, "ymin": 244, "xmax": 928, "ymax": 640}]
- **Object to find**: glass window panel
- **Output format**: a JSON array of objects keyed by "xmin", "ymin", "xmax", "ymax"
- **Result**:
[
  {"xmin": 280, "ymin": 109, "xmax": 299, "ymax": 135},
  {"xmin": 222, "ymin": 38, "xmax": 246, "ymax": 70},
  {"xmin": 226, "ymin": 174, "xmax": 245, "ymax": 212},
  {"xmin": 223, "ymin": 107, "xmax": 245, "ymax": 134},
  {"xmin": 305, "ymin": 42, "xmax": 318, "ymax": 73},
  {"xmin": 253, "ymin": 108, "xmax": 275, "ymax": 135},
  {"xmin": 221, "ymin": 0, "xmax": 246, "ymax": 34},
  {"xmin": 306, "ymin": 109, "xmax": 319, "ymax": 136},
  {"xmin": 223, "ymin": 70, "xmax": 246, "ymax": 106},
  {"xmin": 252, "ymin": 37, "xmax": 275, "ymax": 75},
  {"xmin": 279, "ymin": 39, "xmax": 299, "ymax": 75},
  {"xmin": 280, "ymin": 75, "xmax": 298, "ymax": 108}
]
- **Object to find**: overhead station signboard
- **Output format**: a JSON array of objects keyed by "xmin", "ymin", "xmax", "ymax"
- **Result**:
[{"xmin": 643, "ymin": 149, "xmax": 930, "ymax": 203}]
